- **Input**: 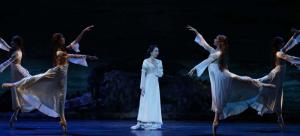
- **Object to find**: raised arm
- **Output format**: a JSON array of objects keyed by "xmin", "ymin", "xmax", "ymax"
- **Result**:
[
  {"xmin": 187, "ymin": 25, "xmax": 215, "ymax": 53},
  {"xmin": 0, "ymin": 37, "xmax": 11, "ymax": 52},
  {"xmin": 281, "ymin": 29, "xmax": 300, "ymax": 53},
  {"xmin": 0, "ymin": 53, "xmax": 17, "ymax": 73},
  {"xmin": 66, "ymin": 25, "xmax": 94, "ymax": 52}
]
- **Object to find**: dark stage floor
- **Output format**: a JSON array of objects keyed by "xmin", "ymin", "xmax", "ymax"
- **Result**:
[{"xmin": 0, "ymin": 120, "xmax": 299, "ymax": 136}]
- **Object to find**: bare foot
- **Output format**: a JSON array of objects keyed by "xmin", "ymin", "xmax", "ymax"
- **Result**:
[
  {"xmin": 277, "ymin": 115, "xmax": 285, "ymax": 131},
  {"xmin": 59, "ymin": 119, "xmax": 67, "ymax": 134}
]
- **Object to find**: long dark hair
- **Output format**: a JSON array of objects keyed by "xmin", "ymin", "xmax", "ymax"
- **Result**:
[
  {"xmin": 271, "ymin": 36, "xmax": 284, "ymax": 66},
  {"xmin": 146, "ymin": 44, "xmax": 158, "ymax": 58},
  {"xmin": 10, "ymin": 35, "xmax": 24, "ymax": 54},
  {"xmin": 52, "ymin": 33, "xmax": 66, "ymax": 66},
  {"xmin": 217, "ymin": 35, "xmax": 229, "ymax": 71}
]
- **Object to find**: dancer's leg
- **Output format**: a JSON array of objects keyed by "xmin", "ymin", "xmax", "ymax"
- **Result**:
[
  {"xmin": 212, "ymin": 112, "xmax": 220, "ymax": 136},
  {"xmin": 59, "ymin": 99, "xmax": 67, "ymax": 133},
  {"xmin": 277, "ymin": 111, "xmax": 285, "ymax": 130},
  {"xmin": 9, "ymin": 107, "xmax": 20, "ymax": 128},
  {"xmin": 2, "ymin": 83, "xmax": 15, "ymax": 89}
]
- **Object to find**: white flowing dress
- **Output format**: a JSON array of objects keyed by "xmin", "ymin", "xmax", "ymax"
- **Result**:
[
  {"xmin": 10, "ymin": 50, "xmax": 34, "ymax": 112},
  {"xmin": 1, "ymin": 41, "xmax": 88, "ymax": 118},
  {"xmin": 137, "ymin": 58, "xmax": 163, "ymax": 128},
  {"xmin": 193, "ymin": 34, "xmax": 269, "ymax": 119}
]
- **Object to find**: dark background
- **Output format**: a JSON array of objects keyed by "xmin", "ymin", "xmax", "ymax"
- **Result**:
[
  {"xmin": 0, "ymin": 0, "xmax": 299, "ymax": 61},
  {"xmin": 0, "ymin": 0, "xmax": 300, "ymax": 121}
]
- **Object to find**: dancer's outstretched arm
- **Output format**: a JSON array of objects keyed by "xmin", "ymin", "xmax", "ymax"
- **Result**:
[
  {"xmin": 0, "ymin": 52, "xmax": 17, "ymax": 73},
  {"xmin": 0, "ymin": 38, "xmax": 11, "ymax": 52},
  {"xmin": 281, "ymin": 29, "xmax": 300, "ymax": 53},
  {"xmin": 277, "ymin": 52, "xmax": 300, "ymax": 69},
  {"xmin": 67, "ymin": 53, "xmax": 98, "ymax": 67},
  {"xmin": 188, "ymin": 52, "xmax": 220, "ymax": 77},
  {"xmin": 67, "ymin": 53, "xmax": 98, "ymax": 60},
  {"xmin": 187, "ymin": 25, "xmax": 215, "ymax": 53},
  {"xmin": 66, "ymin": 25, "xmax": 94, "ymax": 52}
]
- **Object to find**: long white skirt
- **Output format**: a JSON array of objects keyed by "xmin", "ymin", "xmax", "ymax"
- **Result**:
[
  {"xmin": 13, "ymin": 65, "xmax": 68, "ymax": 118},
  {"xmin": 10, "ymin": 64, "xmax": 34, "ymax": 112},
  {"xmin": 208, "ymin": 63, "xmax": 264, "ymax": 120},
  {"xmin": 137, "ymin": 74, "xmax": 162, "ymax": 127},
  {"xmin": 251, "ymin": 65, "xmax": 286, "ymax": 115}
]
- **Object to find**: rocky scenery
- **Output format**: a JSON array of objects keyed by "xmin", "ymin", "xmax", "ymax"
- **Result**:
[{"xmin": 0, "ymin": 59, "xmax": 299, "ymax": 121}]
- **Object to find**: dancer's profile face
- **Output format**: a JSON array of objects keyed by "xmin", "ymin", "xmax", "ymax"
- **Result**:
[
  {"xmin": 151, "ymin": 47, "xmax": 159, "ymax": 58},
  {"xmin": 10, "ymin": 41, "xmax": 16, "ymax": 48},
  {"xmin": 60, "ymin": 37, "xmax": 66, "ymax": 45},
  {"xmin": 213, "ymin": 37, "xmax": 220, "ymax": 47}
]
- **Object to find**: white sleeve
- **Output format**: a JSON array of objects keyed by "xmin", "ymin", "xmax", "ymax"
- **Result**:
[
  {"xmin": 155, "ymin": 60, "xmax": 163, "ymax": 77},
  {"xmin": 70, "ymin": 41, "xmax": 80, "ymax": 53},
  {"xmin": 193, "ymin": 52, "xmax": 219, "ymax": 77},
  {"xmin": 140, "ymin": 60, "xmax": 147, "ymax": 89},
  {"xmin": 194, "ymin": 34, "xmax": 215, "ymax": 53},
  {"xmin": 68, "ymin": 57, "xmax": 88, "ymax": 67},
  {"xmin": 0, "ymin": 38, "xmax": 11, "ymax": 52},
  {"xmin": 0, "ymin": 53, "xmax": 17, "ymax": 73},
  {"xmin": 281, "ymin": 34, "xmax": 300, "ymax": 52}
]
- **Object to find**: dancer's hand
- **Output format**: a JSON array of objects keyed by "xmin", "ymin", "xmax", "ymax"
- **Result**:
[
  {"xmin": 188, "ymin": 68, "xmax": 195, "ymax": 77},
  {"xmin": 83, "ymin": 25, "xmax": 94, "ymax": 32},
  {"xmin": 291, "ymin": 28, "xmax": 300, "ymax": 36},
  {"xmin": 87, "ymin": 55, "xmax": 98, "ymax": 60},
  {"xmin": 187, "ymin": 25, "xmax": 199, "ymax": 34}
]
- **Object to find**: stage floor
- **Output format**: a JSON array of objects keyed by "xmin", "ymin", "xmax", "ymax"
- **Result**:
[{"xmin": 0, "ymin": 120, "xmax": 299, "ymax": 136}]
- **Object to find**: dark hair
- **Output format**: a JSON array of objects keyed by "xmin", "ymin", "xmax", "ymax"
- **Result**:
[
  {"xmin": 271, "ymin": 36, "xmax": 284, "ymax": 66},
  {"xmin": 272, "ymin": 36, "xmax": 284, "ymax": 51},
  {"xmin": 52, "ymin": 33, "xmax": 65, "ymax": 51},
  {"xmin": 217, "ymin": 35, "xmax": 229, "ymax": 71},
  {"xmin": 146, "ymin": 44, "xmax": 159, "ymax": 57},
  {"xmin": 10, "ymin": 35, "xmax": 24, "ymax": 54},
  {"xmin": 52, "ymin": 33, "xmax": 65, "ymax": 66}
]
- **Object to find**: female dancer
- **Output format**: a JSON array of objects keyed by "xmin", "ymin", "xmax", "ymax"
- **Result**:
[
  {"xmin": 253, "ymin": 31, "xmax": 300, "ymax": 130},
  {"xmin": 131, "ymin": 45, "xmax": 163, "ymax": 130},
  {"xmin": 2, "ymin": 25, "xmax": 97, "ymax": 133},
  {"xmin": 0, "ymin": 36, "xmax": 34, "ymax": 128},
  {"xmin": 186, "ymin": 25, "xmax": 275, "ymax": 136}
]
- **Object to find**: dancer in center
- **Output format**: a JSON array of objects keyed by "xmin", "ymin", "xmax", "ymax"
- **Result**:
[
  {"xmin": 186, "ymin": 25, "xmax": 275, "ymax": 136},
  {"xmin": 2, "ymin": 25, "xmax": 98, "ymax": 133},
  {"xmin": 131, "ymin": 45, "xmax": 163, "ymax": 130}
]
